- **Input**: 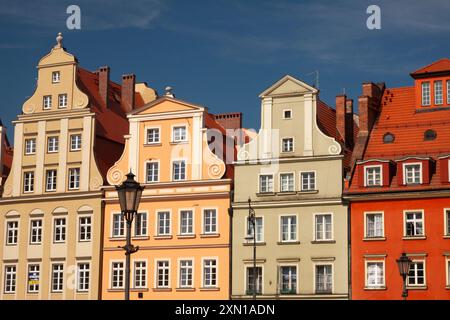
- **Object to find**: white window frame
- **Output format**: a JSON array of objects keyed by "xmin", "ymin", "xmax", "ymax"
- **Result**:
[
  {"xmin": 444, "ymin": 208, "xmax": 450, "ymax": 236},
  {"xmin": 68, "ymin": 167, "xmax": 80, "ymax": 190},
  {"xmin": 278, "ymin": 263, "xmax": 298, "ymax": 295},
  {"xmin": 403, "ymin": 210, "xmax": 425, "ymax": 237},
  {"xmin": 5, "ymin": 220, "xmax": 19, "ymax": 245},
  {"xmin": 258, "ymin": 173, "xmax": 274, "ymax": 193},
  {"xmin": 145, "ymin": 160, "xmax": 160, "ymax": 183},
  {"xmin": 43, "ymin": 95, "xmax": 52, "ymax": 109},
  {"xmin": 421, "ymin": 82, "xmax": 430, "ymax": 106},
  {"xmin": 29, "ymin": 218, "xmax": 43, "ymax": 245},
  {"xmin": 313, "ymin": 263, "xmax": 334, "ymax": 294},
  {"xmin": 78, "ymin": 215, "xmax": 92, "ymax": 242},
  {"xmin": 434, "ymin": 80, "xmax": 443, "ymax": 105},
  {"xmin": 111, "ymin": 212, "xmax": 125, "ymax": 238},
  {"xmin": 282, "ymin": 109, "xmax": 292, "ymax": 119},
  {"xmin": 156, "ymin": 210, "xmax": 172, "ymax": 236},
  {"xmin": 447, "ymin": 80, "xmax": 450, "ymax": 105},
  {"xmin": 300, "ymin": 171, "xmax": 316, "ymax": 191},
  {"xmin": 406, "ymin": 259, "xmax": 426, "ymax": 287},
  {"xmin": 364, "ymin": 165, "xmax": 383, "ymax": 187},
  {"xmin": 146, "ymin": 126, "xmax": 161, "ymax": 144},
  {"xmin": 110, "ymin": 260, "xmax": 125, "ymax": 289},
  {"xmin": 47, "ymin": 136, "xmax": 59, "ymax": 153},
  {"xmin": 76, "ymin": 263, "xmax": 90, "ymax": 293},
  {"xmin": 134, "ymin": 211, "xmax": 148, "ymax": 237},
  {"xmin": 279, "ymin": 214, "xmax": 298, "ymax": 242},
  {"xmin": 58, "ymin": 93, "xmax": 68, "ymax": 108},
  {"xmin": 403, "ymin": 162, "xmax": 422, "ymax": 185},
  {"xmin": 172, "ymin": 159, "xmax": 186, "ymax": 181},
  {"xmin": 202, "ymin": 257, "xmax": 218, "ymax": 288},
  {"xmin": 4, "ymin": 264, "xmax": 17, "ymax": 294},
  {"xmin": 154, "ymin": 259, "xmax": 171, "ymax": 289},
  {"xmin": 364, "ymin": 211, "xmax": 385, "ymax": 238},
  {"xmin": 51, "ymin": 263, "xmax": 64, "ymax": 293},
  {"xmin": 23, "ymin": 171, "xmax": 35, "ymax": 193},
  {"xmin": 245, "ymin": 264, "xmax": 263, "ymax": 295},
  {"xmin": 179, "ymin": 209, "xmax": 195, "ymax": 236},
  {"xmin": 446, "ymin": 258, "xmax": 450, "ymax": 287},
  {"xmin": 45, "ymin": 169, "xmax": 57, "ymax": 192},
  {"xmin": 27, "ymin": 263, "xmax": 40, "ymax": 293},
  {"xmin": 313, "ymin": 213, "xmax": 334, "ymax": 241},
  {"xmin": 202, "ymin": 208, "xmax": 218, "ymax": 235},
  {"xmin": 177, "ymin": 258, "xmax": 194, "ymax": 289},
  {"xmin": 365, "ymin": 260, "xmax": 385, "ymax": 288},
  {"xmin": 279, "ymin": 172, "xmax": 295, "ymax": 193},
  {"xmin": 172, "ymin": 125, "xmax": 188, "ymax": 143},
  {"xmin": 281, "ymin": 137, "xmax": 294, "ymax": 153},
  {"xmin": 133, "ymin": 259, "xmax": 148, "ymax": 289},
  {"xmin": 70, "ymin": 134, "xmax": 82, "ymax": 151},
  {"xmin": 245, "ymin": 215, "xmax": 264, "ymax": 243},
  {"xmin": 52, "ymin": 71, "xmax": 60, "ymax": 83},
  {"xmin": 24, "ymin": 138, "xmax": 36, "ymax": 155},
  {"xmin": 53, "ymin": 217, "xmax": 66, "ymax": 243}
]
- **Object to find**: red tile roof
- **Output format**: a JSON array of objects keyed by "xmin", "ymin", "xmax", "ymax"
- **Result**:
[{"xmin": 411, "ymin": 58, "xmax": 450, "ymax": 77}]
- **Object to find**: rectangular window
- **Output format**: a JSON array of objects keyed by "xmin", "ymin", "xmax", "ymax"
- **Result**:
[
  {"xmin": 51, "ymin": 264, "xmax": 64, "ymax": 293},
  {"xmin": 280, "ymin": 215, "xmax": 297, "ymax": 242},
  {"xmin": 52, "ymin": 71, "xmax": 60, "ymax": 83},
  {"xmin": 134, "ymin": 212, "xmax": 147, "ymax": 237},
  {"xmin": 435, "ymin": 80, "xmax": 443, "ymax": 105},
  {"xmin": 301, "ymin": 171, "xmax": 316, "ymax": 191},
  {"xmin": 446, "ymin": 210, "xmax": 450, "ymax": 236},
  {"xmin": 58, "ymin": 94, "xmax": 68, "ymax": 108},
  {"xmin": 47, "ymin": 136, "xmax": 59, "ymax": 153},
  {"xmin": 407, "ymin": 261, "xmax": 425, "ymax": 286},
  {"xmin": 134, "ymin": 261, "xmax": 147, "ymax": 289},
  {"xmin": 283, "ymin": 110, "xmax": 292, "ymax": 119},
  {"xmin": 180, "ymin": 210, "xmax": 193, "ymax": 235},
  {"xmin": 112, "ymin": 213, "xmax": 124, "ymax": 237},
  {"xmin": 179, "ymin": 260, "xmax": 193, "ymax": 288},
  {"xmin": 246, "ymin": 266, "xmax": 262, "ymax": 295},
  {"xmin": 203, "ymin": 209, "xmax": 217, "ymax": 234},
  {"xmin": 77, "ymin": 263, "xmax": 90, "ymax": 292},
  {"xmin": 25, "ymin": 138, "xmax": 36, "ymax": 155},
  {"xmin": 404, "ymin": 164, "xmax": 421, "ymax": 185},
  {"xmin": 146, "ymin": 128, "xmax": 160, "ymax": 144},
  {"xmin": 27, "ymin": 264, "xmax": 40, "ymax": 293},
  {"xmin": 203, "ymin": 259, "xmax": 217, "ymax": 287},
  {"xmin": 447, "ymin": 260, "xmax": 450, "ymax": 286},
  {"xmin": 280, "ymin": 173, "xmax": 294, "ymax": 192},
  {"xmin": 156, "ymin": 260, "xmax": 170, "ymax": 288},
  {"xmin": 259, "ymin": 174, "xmax": 273, "ymax": 193},
  {"xmin": 146, "ymin": 162, "xmax": 159, "ymax": 183},
  {"xmin": 43, "ymin": 95, "xmax": 52, "ymax": 109},
  {"xmin": 280, "ymin": 266, "xmax": 297, "ymax": 294},
  {"xmin": 30, "ymin": 219, "xmax": 42, "ymax": 244},
  {"xmin": 365, "ymin": 213, "xmax": 384, "ymax": 238},
  {"xmin": 282, "ymin": 138, "xmax": 294, "ymax": 152},
  {"xmin": 70, "ymin": 134, "xmax": 82, "ymax": 151},
  {"xmin": 6, "ymin": 221, "xmax": 18, "ymax": 245},
  {"xmin": 366, "ymin": 262, "xmax": 384, "ymax": 288},
  {"xmin": 4, "ymin": 265, "xmax": 16, "ymax": 293},
  {"xmin": 422, "ymin": 82, "xmax": 430, "ymax": 106},
  {"xmin": 246, "ymin": 216, "xmax": 263, "ymax": 243},
  {"xmin": 315, "ymin": 265, "xmax": 332, "ymax": 294},
  {"xmin": 111, "ymin": 262, "xmax": 124, "ymax": 289},
  {"xmin": 365, "ymin": 166, "xmax": 382, "ymax": 187},
  {"xmin": 157, "ymin": 211, "xmax": 171, "ymax": 236},
  {"xmin": 68, "ymin": 168, "xmax": 80, "ymax": 190},
  {"xmin": 23, "ymin": 171, "xmax": 35, "ymax": 193},
  {"xmin": 79, "ymin": 216, "xmax": 91, "ymax": 242},
  {"xmin": 54, "ymin": 218, "xmax": 66, "ymax": 243},
  {"xmin": 405, "ymin": 211, "xmax": 424, "ymax": 237},
  {"xmin": 173, "ymin": 126, "xmax": 187, "ymax": 142},
  {"xmin": 447, "ymin": 80, "xmax": 450, "ymax": 105},
  {"xmin": 172, "ymin": 160, "xmax": 186, "ymax": 181},
  {"xmin": 315, "ymin": 214, "xmax": 332, "ymax": 241},
  {"xmin": 46, "ymin": 170, "xmax": 57, "ymax": 191}
]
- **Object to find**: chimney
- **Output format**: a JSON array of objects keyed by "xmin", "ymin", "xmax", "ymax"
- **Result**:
[
  {"xmin": 336, "ymin": 95, "xmax": 347, "ymax": 145},
  {"xmin": 345, "ymin": 99, "xmax": 354, "ymax": 148},
  {"xmin": 214, "ymin": 113, "xmax": 243, "ymax": 130},
  {"xmin": 121, "ymin": 74, "xmax": 136, "ymax": 113},
  {"xmin": 358, "ymin": 82, "xmax": 385, "ymax": 133},
  {"xmin": 98, "ymin": 66, "xmax": 110, "ymax": 108}
]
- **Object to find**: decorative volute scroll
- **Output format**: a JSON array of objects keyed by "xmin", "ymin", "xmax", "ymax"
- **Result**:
[
  {"xmin": 107, "ymin": 135, "xmax": 130, "ymax": 186},
  {"xmin": 202, "ymin": 131, "xmax": 226, "ymax": 180}
]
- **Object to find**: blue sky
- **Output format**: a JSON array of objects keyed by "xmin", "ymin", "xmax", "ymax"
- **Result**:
[{"xmin": 0, "ymin": 0, "xmax": 449, "ymax": 137}]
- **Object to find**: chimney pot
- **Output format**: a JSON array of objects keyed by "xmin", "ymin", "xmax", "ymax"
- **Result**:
[
  {"xmin": 121, "ymin": 74, "xmax": 136, "ymax": 113},
  {"xmin": 98, "ymin": 66, "xmax": 110, "ymax": 108}
]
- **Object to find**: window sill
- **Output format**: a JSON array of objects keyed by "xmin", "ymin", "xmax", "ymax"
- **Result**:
[
  {"xmin": 131, "ymin": 288, "xmax": 149, "ymax": 292},
  {"xmin": 107, "ymin": 288, "xmax": 124, "ymax": 292},
  {"xmin": 297, "ymin": 190, "xmax": 319, "ymax": 194},
  {"xmin": 199, "ymin": 287, "xmax": 220, "ymax": 291},
  {"xmin": 443, "ymin": 235, "xmax": 450, "ymax": 239},
  {"xmin": 176, "ymin": 287, "xmax": 195, "ymax": 292},
  {"xmin": 256, "ymin": 192, "xmax": 276, "ymax": 197},
  {"xmin": 177, "ymin": 234, "xmax": 196, "ymax": 239},
  {"xmin": 243, "ymin": 242, "xmax": 266, "ymax": 246},
  {"xmin": 402, "ymin": 236, "xmax": 427, "ymax": 240},
  {"xmin": 152, "ymin": 288, "xmax": 172, "ymax": 292},
  {"xmin": 200, "ymin": 233, "xmax": 220, "ymax": 238},
  {"xmin": 311, "ymin": 240, "xmax": 336, "ymax": 244},
  {"xmin": 406, "ymin": 285, "xmax": 427, "ymax": 290},
  {"xmin": 109, "ymin": 237, "xmax": 126, "ymax": 241},
  {"xmin": 144, "ymin": 143, "xmax": 162, "ymax": 147},
  {"xmin": 276, "ymin": 191, "xmax": 296, "ymax": 195},
  {"xmin": 277, "ymin": 241, "xmax": 300, "ymax": 245},
  {"xmin": 446, "ymin": 286, "xmax": 450, "ymax": 290},
  {"xmin": 363, "ymin": 237, "xmax": 386, "ymax": 241},
  {"xmin": 154, "ymin": 235, "xmax": 173, "ymax": 240},
  {"xmin": 170, "ymin": 141, "xmax": 188, "ymax": 145},
  {"xmin": 364, "ymin": 286, "xmax": 387, "ymax": 291},
  {"xmin": 133, "ymin": 236, "xmax": 150, "ymax": 241}
]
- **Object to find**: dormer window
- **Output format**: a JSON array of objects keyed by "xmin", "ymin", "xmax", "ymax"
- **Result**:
[
  {"xmin": 403, "ymin": 163, "xmax": 422, "ymax": 185},
  {"xmin": 364, "ymin": 165, "xmax": 382, "ymax": 187},
  {"xmin": 283, "ymin": 109, "xmax": 292, "ymax": 119},
  {"xmin": 421, "ymin": 82, "xmax": 430, "ymax": 106},
  {"xmin": 434, "ymin": 80, "xmax": 443, "ymax": 105},
  {"xmin": 52, "ymin": 71, "xmax": 60, "ymax": 83}
]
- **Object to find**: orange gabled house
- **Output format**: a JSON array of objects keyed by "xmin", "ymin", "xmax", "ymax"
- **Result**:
[
  {"xmin": 345, "ymin": 59, "xmax": 450, "ymax": 300},
  {"xmin": 101, "ymin": 89, "xmax": 240, "ymax": 300}
]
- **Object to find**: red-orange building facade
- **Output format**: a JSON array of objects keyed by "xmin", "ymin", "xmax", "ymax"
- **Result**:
[{"xmin": 346, "ymin": 59, "xmax": 450, "ymax": 300}]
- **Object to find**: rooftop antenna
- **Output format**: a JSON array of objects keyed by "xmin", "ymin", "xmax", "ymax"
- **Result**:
[
  {"xmin": 306, "ymin": 70, "xmax": 319, "ymax": 89},
  {"xmin": 343, "ymin": 88, "xmax": 346, "ymax": 95}
]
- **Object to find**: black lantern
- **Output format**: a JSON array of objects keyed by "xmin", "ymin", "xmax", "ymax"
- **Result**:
[
  {"xmin": 115, "ymin": 171, "xmax": 144, "ymax": 300},
  {"xmin": 396, "ymin": 253, "xmax": 412, "ymax": 299}
]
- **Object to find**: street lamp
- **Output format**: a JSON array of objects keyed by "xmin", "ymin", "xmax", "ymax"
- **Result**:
[
  {"xmin": 396, "ymin": 252, "xmax": 412, "ymax": 300},
  {"xmin": 246, "ymin": 198, "xmax": 257, "ymax": 300},
  {"xmin": 116, "ymin": 171, "xmax": 144, "ymax": 300}
]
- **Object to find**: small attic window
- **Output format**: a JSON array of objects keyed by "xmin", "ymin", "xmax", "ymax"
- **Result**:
[
  {"xmin": 283, "ymin": 109, "xmax": 292, "ymax": 119},
  {"xmin": 52, "ymin": 71, "xmax": 60, "ymax": 83},
  {"xmin": 383, "ymin": 133, "xmax": 395, "ymax": 144},
  {"xmin": 424, "ymin": 129, "xmax": 437, "ymax": 141}
]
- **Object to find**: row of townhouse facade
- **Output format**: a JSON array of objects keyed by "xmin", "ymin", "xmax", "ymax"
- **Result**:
[{"xmin": 0, "ymin": 33, "xmax": 449, "ymax": 300}]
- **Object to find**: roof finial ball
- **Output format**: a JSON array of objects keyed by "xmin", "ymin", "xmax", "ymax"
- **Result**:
[{"xmin": 55, "ymin": 32, "xmax": 63, "ymax": 48}]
